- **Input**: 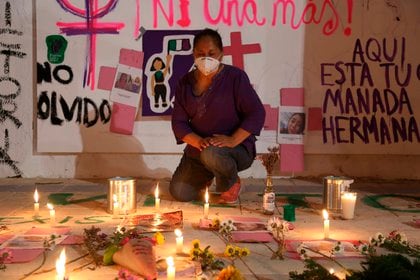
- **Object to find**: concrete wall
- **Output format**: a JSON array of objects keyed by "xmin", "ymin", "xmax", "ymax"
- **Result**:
[{"xmin": 0, "ymin": 0, "xmax": 419, "ymax": 180}]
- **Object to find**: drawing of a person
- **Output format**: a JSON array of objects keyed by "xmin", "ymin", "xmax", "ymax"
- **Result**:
[
  {"xmin": 150, "ymin": 55, "xmax": 172, "ymax": 108},
  {"xmin": 280, "ymin": 112, "xmax": 305, "ymax": 134}
]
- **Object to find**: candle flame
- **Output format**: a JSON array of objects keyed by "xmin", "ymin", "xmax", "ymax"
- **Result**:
[
  {"xmin": 34, "ymin": 188, "xmax": 39, "ymax": 203},
  {"xmin": 205, "ymin": 188, "xmax": 209, "ymax": 203},
  {"xmin": 174, "ymin": 228, "xmax": 182, "ymax": 237},
  {"xmin": 56, "ymin": 248, "xmax": 66, "ymax": 279},
  {"xmin": 155, "ymin": 183, "xmax": 159, "ymax": 198},
  {"xmin": 166, "ymin": 256, "xmax": 174, "ymax": 267},
  {"xmin": 47, "ymin": 203, "xmax": 54, "ymax": 210},
  {"xmin": 322, "ymin": 209, "xmax": 329, "ymax": 220}
]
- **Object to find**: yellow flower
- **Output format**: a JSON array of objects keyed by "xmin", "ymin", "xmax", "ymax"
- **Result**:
[
  {"xmin": 212, "ymin": 218, "xmax": 221, "ymax": 228},
  {"xmin": 190, "ymin": 248, "xmax": 201, "ymax": 259},
  {"xmin": 217, "ymin": 265, "xmax": 244, "ymax": 280},
  {"xmin": 191, "ymin": 239, "xmax": 200, "ymax": 249},
  {"xmin": 224, "ymin": 244, "xmax": 235, "ymax": 257},
  {"xmin": 153, "ymin": 231, "xmax": 165, "ymax": 245},
  {"xmin": 234, "ymin": 247, "xmax": 241, "ymax": 257},
  {"xmin": 240, "ymin": 247, "xmax": 250, "ymax": 257}
]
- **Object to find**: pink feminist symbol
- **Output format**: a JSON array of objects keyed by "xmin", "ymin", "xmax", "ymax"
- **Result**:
[{"xmin": 56, "ymin": 0, "xmax": 125, "ymax": 89}]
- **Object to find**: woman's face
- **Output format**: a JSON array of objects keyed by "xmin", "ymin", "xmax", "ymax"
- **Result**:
[
  {"xmin": 288, "ymin": 114, "xmax": 304, "ymax": 134},
  {"xmin": 153, "ymin": 59, "xmax": 163, "ymax": 70},
  {"xmin": 193, "ymin": 36, "xmax": 222, "ymax": 60}
]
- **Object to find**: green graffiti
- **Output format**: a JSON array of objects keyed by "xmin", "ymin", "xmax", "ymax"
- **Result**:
[
  {"xmin": 75, "ymin": 216, "xmax": 108, "ymax": 224},
  {"xmin": 257, "ymin": 193, "xmax": 322, "ymax": 208},
  {"xmin": 48, "ymin": 193, "xmax": 107, "ymax": 205},
  {"xmin": 362, "ymin": 194, "xmax": 420, "ymax": 213},
  {"xmin": 0, "ymin": 216, "xmax": 49, "ymax": 225},
  {"xmin": 59, "ymin": 216, "xmax": 73, "ymax": 224}
]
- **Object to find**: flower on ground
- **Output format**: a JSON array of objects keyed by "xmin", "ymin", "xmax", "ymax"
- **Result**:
[
  {"xmin": 296, "ymin": 242, "xmax": 308, "ymax": 259},
  {"xmin": 224, "ymin": 244, "xmax": 250, "ymax": 259},
  {"xmin": 189, "ymin": 239, "xmax": 224, "ymax": 271},
  {"xmin": 330, "ymin": 241, "xmax": 344, "ymax": 256},
  {"xmin": 388, "ymin": 230, "xmax": 408, "ymax": 245},
  {"xmin": 216, "ymin": 265, "xmax": 244, "ymax": 280},
  {"xmin": 219, "ymin": 219, "xmax": 237, "ymax": 239},
  {"xmin": 369, "ymin": 232, "xmax": 385, "ymax": 246},
  {"xmin": 153, "ymin": 231, "xmax": 165, "ymax": 245}
]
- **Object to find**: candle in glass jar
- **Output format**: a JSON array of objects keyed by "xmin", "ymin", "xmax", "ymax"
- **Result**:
[
  {"xmin": 341, "ymin": 192, "xmax": 357, "ymax": 219},
  {"xmin": 322, "ymin": 209, "xmax": 329, "ymax": 239},
  {"xmin": 34, "ymin": 188, "xmax": 40, "ymax": 216},
  {"xmin": 203, "ymin": 188, "xmax": 209, "ymax": 219},
  {"xmin": 47, "ymin": 203, "xmax": 56, "ymax": 225},
  {"xmin": 155, "ymin": 183, "xmax": 160, "ymax": 211},
  {"xmin": 174, "ymin": 228, "xmax": 183, "ymax": 254},
  {"xmin": 166, "ymin": 256, "xmax": 175, "ymax": 280}
]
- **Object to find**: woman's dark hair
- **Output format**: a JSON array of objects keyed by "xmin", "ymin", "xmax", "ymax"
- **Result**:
[
  {"xmin": 150, "ymin": 57, "xmax": 166, "ymax": 71},
  {"xmin": 193, "ymin": 28, "xmax": 223, "ymax": 51}
]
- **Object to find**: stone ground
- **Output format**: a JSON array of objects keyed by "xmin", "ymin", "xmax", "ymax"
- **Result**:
[{"xmin": 0, "ymin": 177, "xmax": 419, "ymax": 280}]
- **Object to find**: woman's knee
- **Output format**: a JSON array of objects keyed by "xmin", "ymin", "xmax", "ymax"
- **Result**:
[{"xmin": 169, "ymin": 181, "xmax": 196, "ymax": 202}]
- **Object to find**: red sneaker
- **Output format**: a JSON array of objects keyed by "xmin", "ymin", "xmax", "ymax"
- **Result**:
[{"xmin": 219, "ymin": 179, "xmax": 242, "ymax": 204}]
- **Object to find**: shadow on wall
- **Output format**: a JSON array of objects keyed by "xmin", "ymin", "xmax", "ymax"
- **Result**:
[{"xmin": 74, "ymin": 109, "xmax": 174, "ymax": 180}]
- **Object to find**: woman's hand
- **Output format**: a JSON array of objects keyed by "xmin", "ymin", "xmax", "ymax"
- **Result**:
[
  {"xmin": 209, "ymin": 134, "xmax": 236, "ymax": 148},
  {"xmin": 198, "ymin": 137, "xmax": 212, "ymax": 151}
]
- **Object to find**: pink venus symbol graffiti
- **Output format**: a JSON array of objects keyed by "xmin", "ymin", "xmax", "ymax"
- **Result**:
[{"xmin": 55, "ymin": 0, "xmax": 125, "ymax": 89}]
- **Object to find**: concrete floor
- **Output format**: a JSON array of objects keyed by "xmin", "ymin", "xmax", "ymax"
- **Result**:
[{"xmin": 0, "ymin": 177, "xmax": 419, "ymax": 279}]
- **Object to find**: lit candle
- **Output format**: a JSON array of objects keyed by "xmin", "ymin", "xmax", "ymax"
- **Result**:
[
  {"xmin": 174, "ymin": 228, "xmax": 183, "ymax": 254},
  {"xmin": 323, "ymin": 209, "xmax": 330, "ymax": 239},
  {"xmin": 341, "ymin": 192, "xmax": 357, "ymax": 220},
  {"xmin": 113, "ymin": 194, "xmax": 119, "ymax": 217},
  {"xmin": 47, "ymin": 203, "xmax": 56, "ymax": 225},
  {"xmin": 56, "ymin": 248, "xmax": 66, "ymax": 280},
  {"xmin": 155, "ymin": 183, "xmax": 160, "ymax": 211},
  {"xmin": 34, "ymin": 188, "xmax": 40, "ymax": 217},
  {"xmin": 166, "ymin": 256, "xmax": 175, "ymax": 280},
  {"xmin": 203, "ymin": 188, "xmax": 209, "ymax": 219}
]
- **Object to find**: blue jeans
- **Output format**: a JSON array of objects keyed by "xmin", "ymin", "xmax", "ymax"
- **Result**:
[{"xmin": 169, "ymin": 145, "xmax": 254, "ymax": 202}]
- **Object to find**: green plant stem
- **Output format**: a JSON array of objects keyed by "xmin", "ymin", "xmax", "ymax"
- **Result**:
[
  {"xmin": 19, "ymin": 250, "xmax": 47, "ymax": 280},
  {"xmin": 302, "ymin": 246, "xmax": 350, "ymax": 276},
  {"xmin": 32, "ymin": 253, "xmax": 90, "ymax": 275}
]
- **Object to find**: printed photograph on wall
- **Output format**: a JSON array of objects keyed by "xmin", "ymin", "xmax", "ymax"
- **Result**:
[
  {"xmin": 278, "ymin": 106, "xmax": 305, "ymax": 144},
  {"xmin": 110, "ymin": 64, "xmax": 142, "ymax": 107}
]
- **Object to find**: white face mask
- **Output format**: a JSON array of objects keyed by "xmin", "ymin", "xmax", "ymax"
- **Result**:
[{"xmin": 194, "ymin": 56, "xmax": 221, "ymax": 76}]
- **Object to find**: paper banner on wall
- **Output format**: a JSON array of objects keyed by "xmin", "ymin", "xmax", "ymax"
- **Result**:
[
  {"xmin": 279, "ymin": 88, "xmax": 305, "ymax": 173},
  {"xmin": 96, "ymin": 48, "xmax": 143, "ymax": 135}
]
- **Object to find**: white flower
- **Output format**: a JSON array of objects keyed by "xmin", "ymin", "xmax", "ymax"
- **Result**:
[
  {"xmin": 354, "ymin": 243, "xmax": 369, "ymax": 254},
  {"xmin": 115, "ymin": 225, "xmax": 124, "ymax": 234},
  {"xmin": 331, "ymin": 241, "xmax": 344, "ymax": 256},
  {"xmin": 296, "ymin": 242, "xmax": 308, "ymax": 259}
]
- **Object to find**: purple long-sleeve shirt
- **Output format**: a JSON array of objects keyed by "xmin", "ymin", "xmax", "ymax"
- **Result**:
[{"xmin": 171, "ymin": 64, "xmax": 265, "ymax": 158}]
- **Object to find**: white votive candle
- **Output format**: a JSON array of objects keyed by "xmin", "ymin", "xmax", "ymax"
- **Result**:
[
  {"xmin": 56, "ymin": 248, "xmax": 66, "ymax": 280},
  {"xmin": 34, "ymin": 188, "xmax": 40, "ymax": 216},
  {"xmin": 323, "ymin": 209, "xmax": 329, "ymax": 239},
  {"xmin": 166, "ymin": 256, "xmax": 175, "ymax": 280},
  {"xmin": 174, "ymin": 228, "xmax": 183, "ymax": 254},
  {"xmin": 155, "ymin": 183, "xmax": 160, "ymax": 211},
  {"xmin": 203, "ymin": 188, "xmax": 209, "ymax": 219},
  {"xmin": 341, "ymin": 192, "xmax": 357, "ymax": 219},
  {"xmin": 47, "ymin": 203, "xmax": 56, "ymax": 225}
]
